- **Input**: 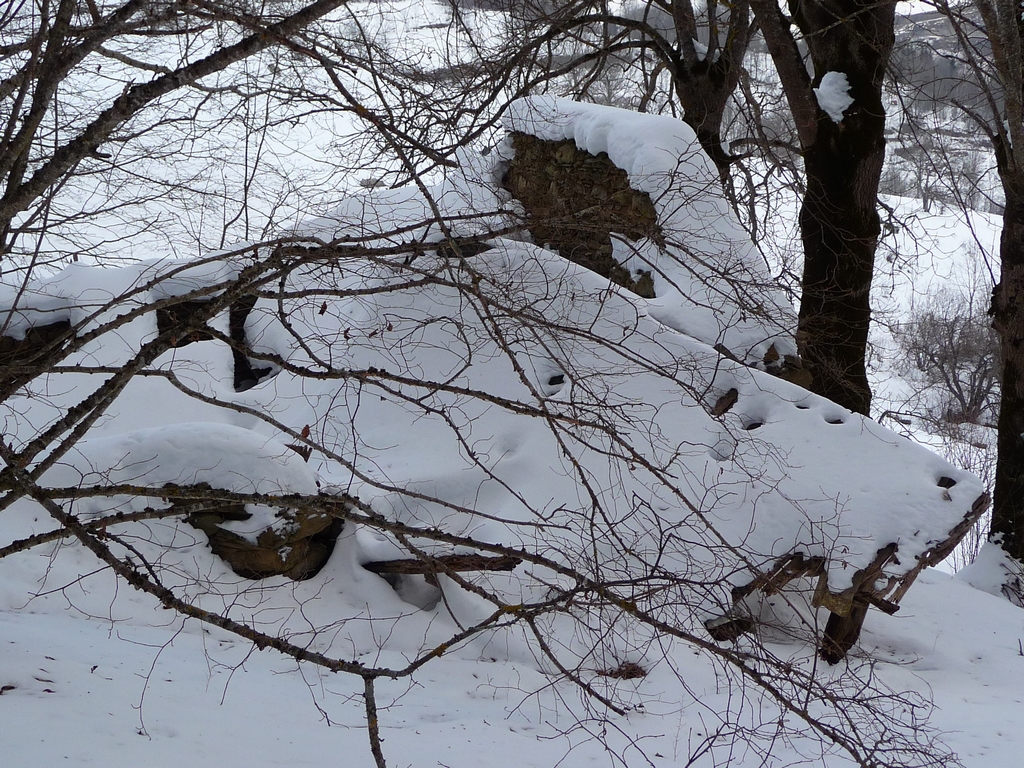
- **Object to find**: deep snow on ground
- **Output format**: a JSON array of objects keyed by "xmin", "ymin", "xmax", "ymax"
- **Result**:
[
  {"xmin": 0, "ymin": 92, "xmax": 1018, "ymax": 768},
  {"xmin": 4, "ymin": 570, "xmax": 1024, "ymax": 767}
]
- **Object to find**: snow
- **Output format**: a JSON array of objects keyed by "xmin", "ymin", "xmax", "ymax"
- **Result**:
[
  {"xmin": 0, "ymin": 90, "xmax": 1019, "ymax": 768},
  {"xmin": 503, "ymin": 96, "xmax": 798, "ymax": 365},
  {"xmin": 255, "ymin": 237, "xmax": 978, "ymax": 594},
  {"xmin": 42, "ymin": 423, "xmax": 320, "ymax": 540},
  {"xmin": 814, "ymin": 71, "xmax": 855, "ymax": 123},
  {"xmin": 5, "ymin": 564, "xmax": 1024, "ymax": 767},
  {"xmin": 956, "ymin": 541, "xmax": 1024, "ymax": 598}
]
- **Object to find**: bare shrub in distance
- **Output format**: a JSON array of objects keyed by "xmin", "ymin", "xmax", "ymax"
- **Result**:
[
  {"xmin": 895, "ymin": 279, "xmax": 1000, "ymax": 429},
  {"xmin": 893, "ymin": 269, "xmax": 999, "ymax": 568}
]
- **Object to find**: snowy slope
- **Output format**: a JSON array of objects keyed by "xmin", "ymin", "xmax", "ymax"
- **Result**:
[{"xmin": 0, "ymin": 98, "xmax": 1008, "ymax": 768}]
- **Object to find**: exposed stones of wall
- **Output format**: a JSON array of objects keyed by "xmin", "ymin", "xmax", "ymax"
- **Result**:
[
  {"xmin": 503, "ymin": 133, "xmax": 661, "ymax": 298},
  {"xmin": 156, "ymin": 295, "xmax": 272, "ymax": 391},
  {"xmin": 182, "ymin": 493, "xmax": 343, "ymax": 581},
  {"xmin": 155, "ymin": 301, "xmax": 217, "ymax": 346},
  {"xmin": 763, "ymin": 343, "xmax": 813, "ymax": 389},
  {"xmin": 0, "ymin": 319, "xmax": 72, "ymax": 387},
  {"xmin": 3, "ymin": 294, "xmax": 270, "ymax": 393},
  {"xmin": 1, "ymin": 303, "xmax": 305, "ymax": 579},
  {"xmin": 503, "ymin": 133, "xmax": 811, "ymax": 389}
]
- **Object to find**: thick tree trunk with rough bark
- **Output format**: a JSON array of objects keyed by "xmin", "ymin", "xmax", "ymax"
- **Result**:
[
  {"xmin": 671, "ymin": 0, "xmax": 752, "ymax": 183},
  {"xmin": 750, "ymin": 0, "xmax": 896, "ymax": 416},
  {"xmin": 677, "ymin": 62, "xmax": 740, "ymax": 183},
  {"xmin": 966, "ymin": 0, "xmax": 1024, "ymax": 562},
  {"xmin": 991, "ymin": 174, "xmax": 1024, "ymax": 559},
  {"xmin": 796, "ymin": 89, "xmax": 888, "ymax": 415}
]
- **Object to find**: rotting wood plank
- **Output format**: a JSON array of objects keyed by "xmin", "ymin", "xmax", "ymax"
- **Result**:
[
  {"xmin": 705, "ymin": 492, "xmax": 991, "ymax": 663},
  {"xmin": 363, "ymin": 553, "xmax": 522, "ymax": 576}
]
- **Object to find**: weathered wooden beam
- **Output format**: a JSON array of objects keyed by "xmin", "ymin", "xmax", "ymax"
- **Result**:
[
  {"xmin": 706, "ymin": 491, "xmax": 991, "ymax": 663},
  {"xmin": 731, "ymin": 552, "xmax": 826, "ymax": 602},
  {"xmin": 820, "ymin": 603, "xmax": 870, "ymax": 664},
  {"xmin": 887, "ymin": 491, "xmax": 991, "ymax": 604},
  {"xmin": 363, "ymin": 553, "xmax": 522, "ymax": 576}
]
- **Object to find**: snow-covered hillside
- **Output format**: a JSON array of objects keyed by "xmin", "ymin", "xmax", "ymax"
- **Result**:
[{"xmin": 0, "ymin": 97, "xmax": 1013, "ymax": 768}]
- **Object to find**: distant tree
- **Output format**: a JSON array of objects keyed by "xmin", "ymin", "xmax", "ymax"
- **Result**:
[
  {"xmin": 884, "ymin": 278, "xmax": 1000, "ymax": 571},
  {"xmin": 461, "ymin": 0, "xmax": 754, "ymax": 182},
  {"xmin": 884, "ymin": 12, "xmax": 998, "ymax": 215}
]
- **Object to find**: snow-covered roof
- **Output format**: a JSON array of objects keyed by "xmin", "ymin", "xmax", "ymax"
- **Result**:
[{"xmin": 1, "ymin": 248, "xmax": 984, "ymax": 601}]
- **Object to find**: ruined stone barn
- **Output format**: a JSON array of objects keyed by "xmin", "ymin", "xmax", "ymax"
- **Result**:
[{"xmin": 0, "ymin": 98, "xmax": 986, "ymax": 664}]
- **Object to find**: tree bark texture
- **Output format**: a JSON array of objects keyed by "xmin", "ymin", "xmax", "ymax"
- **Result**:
[
  {"xmin": 751, "ymin": 0, "xmax": 897, "ymax": 415},
  {"xmin": 794, "ymin": 0, "xmax": 895, "ymax": 417},
  {"xmin": 797, "ymin": 116, "xmax": 885, "ymax": 416},
  {"xmin": 991, "ymin": 171, "xmax": 1024, "ymax": 559},
  {"xmin": 669, "ymin": 0, "xmax": 752, "ymax": 182}
]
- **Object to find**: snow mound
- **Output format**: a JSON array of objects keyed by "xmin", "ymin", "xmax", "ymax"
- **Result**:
[
  {"xmin": 3, "ymin": 240, "xmax": 984, "ymax": 619},
  {"xmin": 47, "ymin": 422, "xmax": 318, "ymax": 497},
  {"xmin": 956, "ymin": 541, "xmax": 1024, "ymax": 602},
  {"xmin": 242, "ymin": 240, "xmax": 982, "ymax": 602},
  {"xmin": 293, "ymin": 147, "xmax": 501, "ymax": 248},
  {"xmin": 0, "ymin": 99, "xmax": 985, "ymax": 669},
  {"xmin": 502, "ymin": 96, "xmax": 798, "ymax": 365}
]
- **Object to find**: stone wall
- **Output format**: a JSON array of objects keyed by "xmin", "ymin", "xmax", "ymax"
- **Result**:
[
  {"xmin": 184, "ymin": 496, "xmax": 343, "ymax": 581},
  {"xmin": 0, "ymin": 319, "xmax": 72, "ymax": 388},
  {"xmin": 502, "ymin": 133, "xmax": 661, "ymax": 298}
]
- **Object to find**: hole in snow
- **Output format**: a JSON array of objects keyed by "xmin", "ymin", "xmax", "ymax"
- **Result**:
[
  {"xmin": 708, "ymin": 435, "xmax": 735, "ymax": 461},
  {"xmin": 540, "ymin": 368, "xmax": 568, "ymax": 397},
  {"xmin": 743, "ymin": 420, "xmax": 764, "ymax": 431},
  {"xmin": 825, "ymin": 417, "xmax": 845, "ymax": 425},
  {"xmin": 937, "ymin": 476, "xmax": 957, "ymax": 489},
  {"xmin": 231, "ymin": 294, "xmax": 276, "ymax": 392}
]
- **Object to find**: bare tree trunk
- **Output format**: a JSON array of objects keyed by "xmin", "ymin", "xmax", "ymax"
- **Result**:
[
  {"xmin": 669, "ymin": 0, "xmax": 752, "ymax": 183},
  {"xmin": 966, "ymin": 0, "xmax": 1024, "ymax": 561},
  {"xmin": 510, "ymin": 1, "xmax": 752, "ymax": 184},
  {"xmin": 797, "ymin": 97, "xmax": 888, "ymax": 415},
  {"xmin": 750, "ymin": 0, "xmax": 896, "ymax": 415},
  {"xmin": 991, "ymin": 173, "xmax": 1024, "ymax": 558},
  {"xmin": 676, "ymin": 50, "xmax": 747, "ymax": 183}
]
